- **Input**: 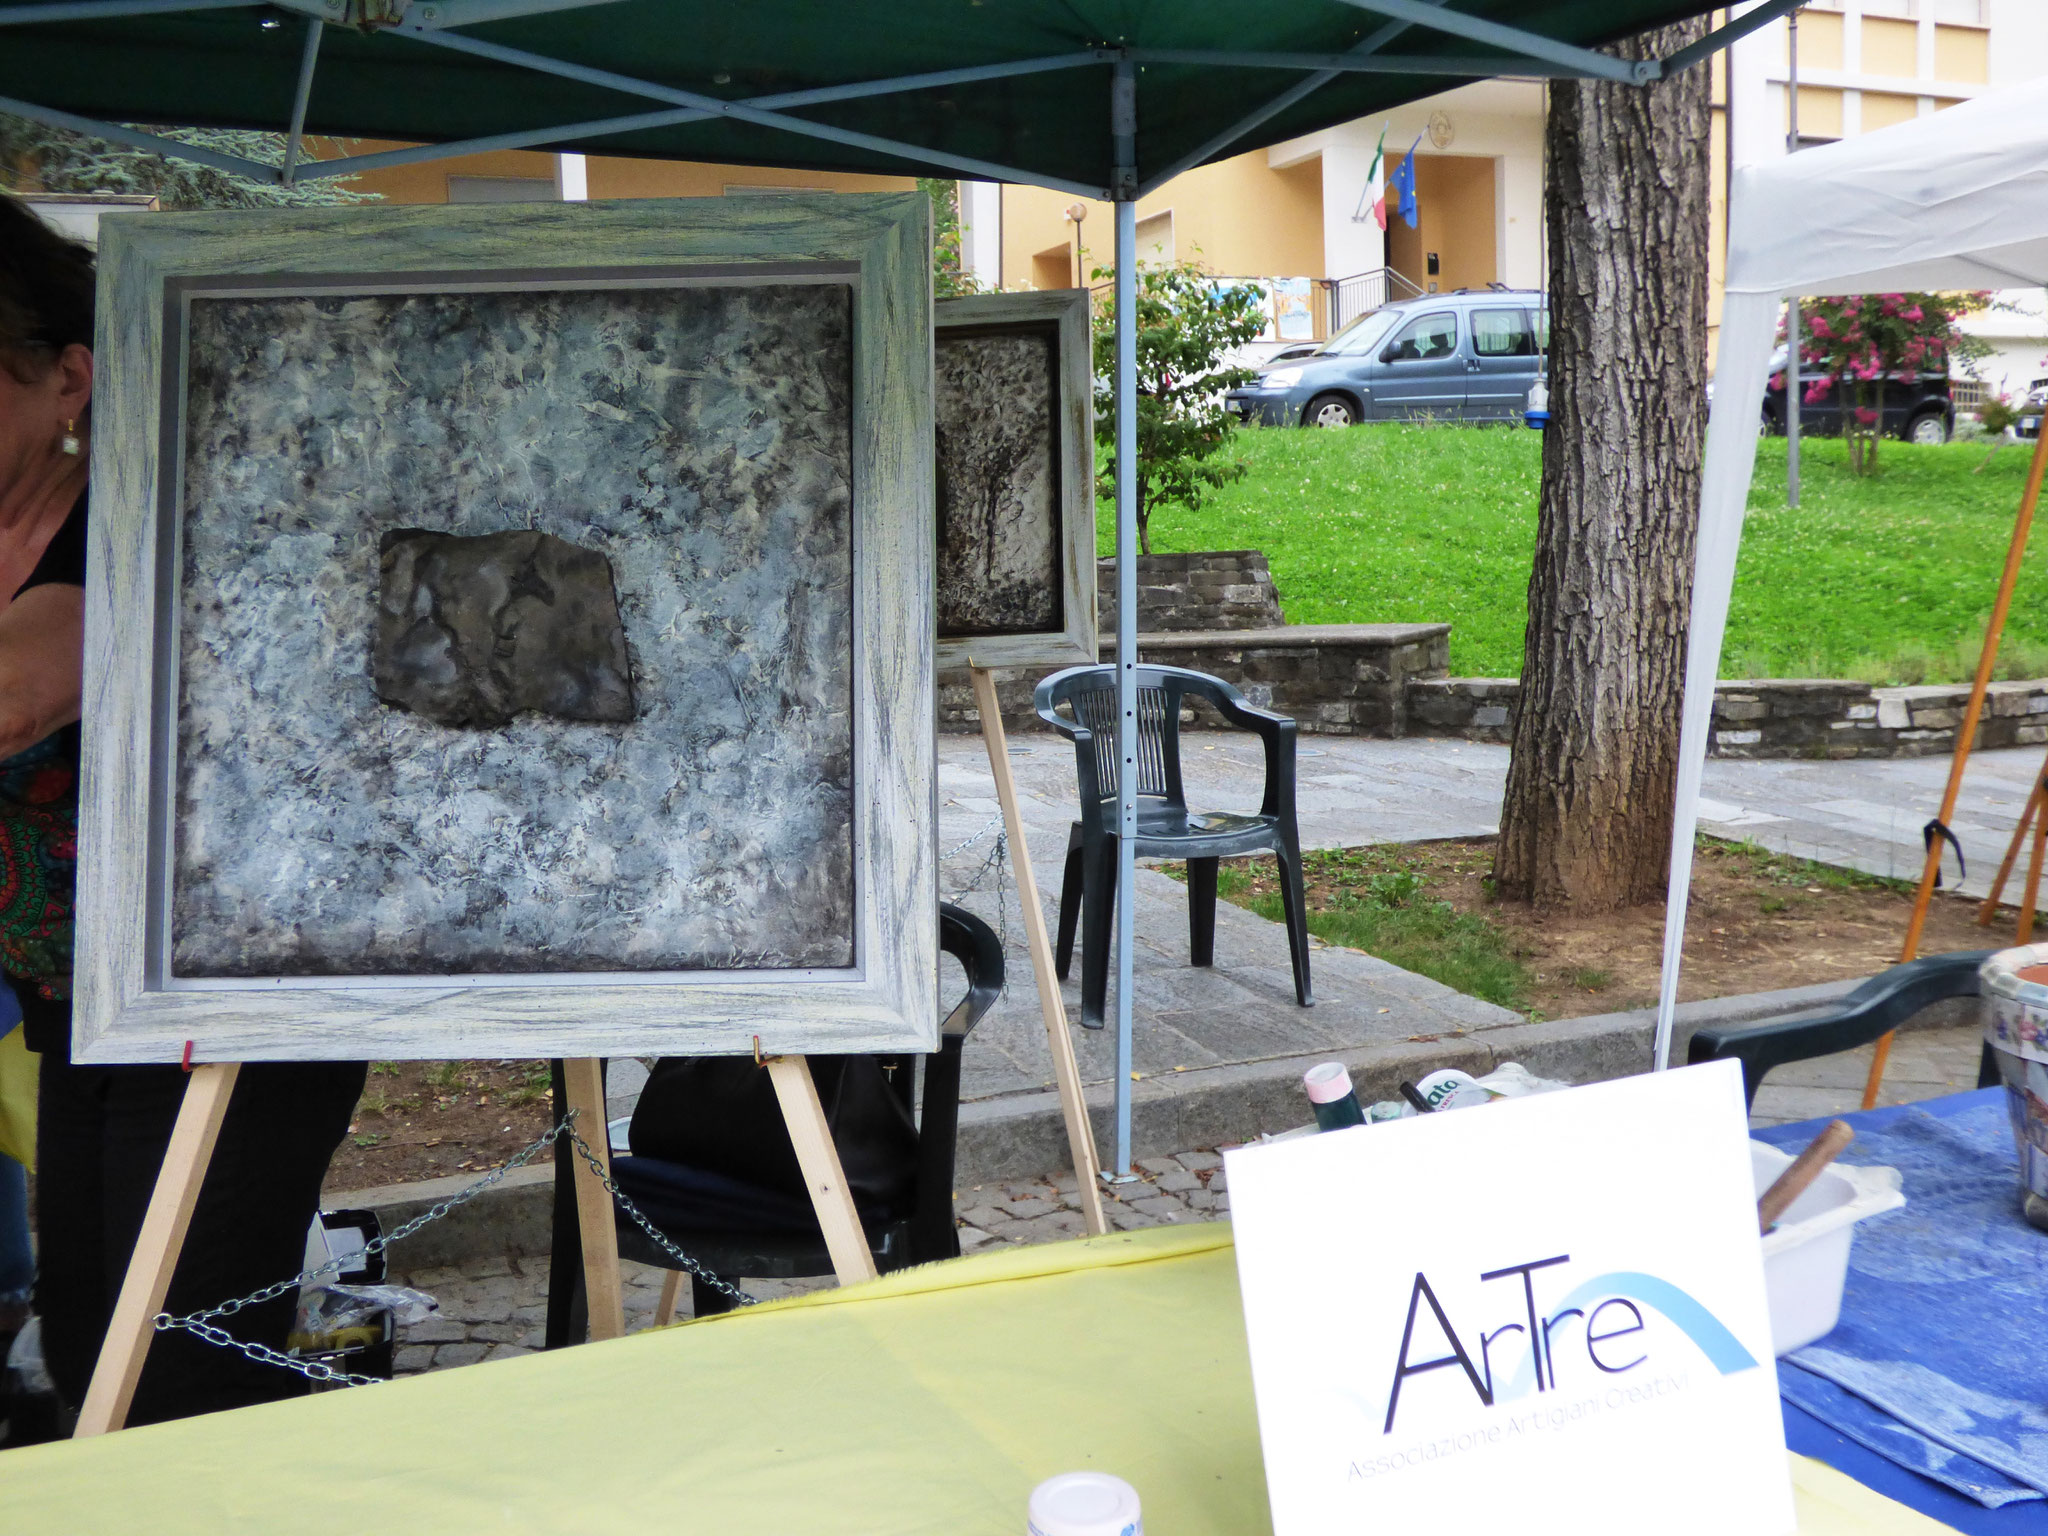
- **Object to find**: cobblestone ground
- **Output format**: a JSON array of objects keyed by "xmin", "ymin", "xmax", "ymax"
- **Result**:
[{"xmin": 389, "ymin": 1024, "xmax": 1981, "ymax": 1376}]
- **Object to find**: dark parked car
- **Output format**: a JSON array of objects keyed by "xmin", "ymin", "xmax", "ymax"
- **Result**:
[
  {"xmin": 1759, "ymin": 346, "xmax": 1955, "ymax": 444},
  {"xmin": 2017, "ymin": 379, "xmax": 2046, "ymax": 440},
  {"xmin": 1225, "ymin": 289, "xmax": 1547, "ymax": 428}
]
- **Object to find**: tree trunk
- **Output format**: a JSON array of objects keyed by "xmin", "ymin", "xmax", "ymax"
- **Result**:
[{"xmin": 1493, "ymin": 22, "xmax": 1711, "ymax": 912}]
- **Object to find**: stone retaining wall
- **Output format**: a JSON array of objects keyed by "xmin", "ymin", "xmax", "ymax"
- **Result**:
[
  {"xmin": 1404, "ymin": 676, "xmax": 2048, "ymax": 757},
  {"xmin": 1095, "ymin": 550, "xmax": 1285, "ymax": 632}
]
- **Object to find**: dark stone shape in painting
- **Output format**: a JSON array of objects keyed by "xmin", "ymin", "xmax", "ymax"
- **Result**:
[
  {"xmin": 935, "ymin": 326, "xmax": 1062, "ymax": 637},
  {"xmin": 375, "ymin": 528, "xmax": 636, "ymax": 728}
]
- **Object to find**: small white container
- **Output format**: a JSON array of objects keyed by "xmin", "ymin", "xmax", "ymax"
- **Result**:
[
  {"xmin": 1028, "ymin": 1473, "xmax": 1142, "ymax": 1536},
  {"xmin": 1751, "ymin": 1140, "xmax": 1903, "ymax": 1357}
]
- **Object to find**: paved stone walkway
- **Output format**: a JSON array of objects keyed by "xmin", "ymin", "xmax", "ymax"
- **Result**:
[{"xmin": 389, "ymin": 1020, "xmax": 1984, "ymax": 1376}]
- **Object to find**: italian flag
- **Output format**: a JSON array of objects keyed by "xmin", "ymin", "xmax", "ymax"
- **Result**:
[{"xmin": 1366, "ymin": 123, "xmax": 1389, "ymax": 230}]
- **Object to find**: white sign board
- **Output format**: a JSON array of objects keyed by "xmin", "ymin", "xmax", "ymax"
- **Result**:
[{"xmin": 1227, "ymin": 1061, "xmax": 1793, "ymax": 1536}]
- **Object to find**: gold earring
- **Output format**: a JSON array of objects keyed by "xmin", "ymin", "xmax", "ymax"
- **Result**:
[{"xmin": 60, "ymin": 419, "xmax": 81, "ymax": 457}]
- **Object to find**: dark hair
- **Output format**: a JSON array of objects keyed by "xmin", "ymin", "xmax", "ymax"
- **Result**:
[{"xmin": 0, "ymin": 192, "xmax": 96, "ymax": 382}]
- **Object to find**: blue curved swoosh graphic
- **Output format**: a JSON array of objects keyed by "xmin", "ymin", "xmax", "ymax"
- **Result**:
[{"xmin": 1495, "ymin": 1272, "xmax": 1761, "ymax": 1401}]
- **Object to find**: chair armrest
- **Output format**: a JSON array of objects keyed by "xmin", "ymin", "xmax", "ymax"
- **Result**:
[
  {"xmin": 1687, "ymin": 949, "xmax": 1992, "ymax": 1107},
  {"xmin": 938, "ymin": 904, "xmax": 1004, "ymax": 1039}
]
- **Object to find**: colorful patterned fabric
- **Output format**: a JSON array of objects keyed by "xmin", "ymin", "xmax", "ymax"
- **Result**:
[{"xmin": 0, "ymin": 735, "xmax": 75, "ymax": 1000}]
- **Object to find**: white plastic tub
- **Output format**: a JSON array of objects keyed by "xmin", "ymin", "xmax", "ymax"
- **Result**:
[{"xmin": 1751, "ymin": 1141, "xmax": 1904, "ymax": 1357}]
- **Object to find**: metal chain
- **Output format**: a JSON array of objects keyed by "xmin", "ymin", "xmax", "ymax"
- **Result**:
[
  {"xmin": 155, "ymin": 1107, "xmax": 756, "ymax": 1386},
  {"xmin": 562, "ymin": 1125, "xmax": 756, "ymax": 1311},
  {"xmin": 941, "ymin": 811, "xmax": 1012, "ymax": 990}
]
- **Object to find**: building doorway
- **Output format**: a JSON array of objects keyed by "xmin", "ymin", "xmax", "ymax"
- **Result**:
[{"xmin": 1385, "ymin": 154, "xmax": 1499, "ymax": 294}]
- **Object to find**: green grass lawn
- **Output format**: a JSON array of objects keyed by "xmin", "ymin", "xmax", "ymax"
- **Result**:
[{"xmin": 1101, "ymin": 426, "xmax": 2048, "ymax": 683}]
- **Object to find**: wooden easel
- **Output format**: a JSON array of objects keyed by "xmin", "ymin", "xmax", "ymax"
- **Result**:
[
  {"xmin": 1975, "ymin": 745, "xmax": 2048, "ymax": 942},
  {"xmin": 74, "ymin": 1052, "xmax": 876, "ymax": 1436},
  {"xmin": 969, "ymin": 663, "xmax": 1107, "ymax": 1235},
  {"xmin": 1865, "ymin": 425, "xmax": 2048, "ymax": 1109}
]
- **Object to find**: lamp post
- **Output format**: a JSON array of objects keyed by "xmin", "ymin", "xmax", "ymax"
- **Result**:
[{"xmin": 1065, "ymin": 201, "xmax": 1089, "ymax": 289}]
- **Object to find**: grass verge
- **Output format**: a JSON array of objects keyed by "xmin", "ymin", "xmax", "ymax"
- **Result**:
[{"xmin": 1106, "ymin": 425, "xmax": 2048, "ymax": 684}]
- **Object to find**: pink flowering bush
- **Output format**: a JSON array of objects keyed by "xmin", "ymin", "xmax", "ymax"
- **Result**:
[{"xmin": 1772, "ymin": 291, "xmax": 1990, "ymax": 472}]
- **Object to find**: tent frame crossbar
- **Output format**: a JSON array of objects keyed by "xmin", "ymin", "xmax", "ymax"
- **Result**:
[{"xmin": 0, "ymin": 0, "xmax": 1788, "ymax": 198}]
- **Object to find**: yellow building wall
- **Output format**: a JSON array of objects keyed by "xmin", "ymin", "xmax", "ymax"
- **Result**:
[
  {"xmin": 1791, "ymin": 10, "xmax": 1844, "ymax": 71},
  {"xmin": 337, "ymin": 143, "xmax": 914, "ymax": 206},
  {"xmin": 1860, "ymin": 91, "xmax": 1921, "ymax": 132},
  {"xmin": 998, "ymin": 146, "xmax": 1322, "ymax": 289},
  {"xmin": 1860, "ymin": 17, "xmax": 1920, "ymax": 78},
  {"xmin": 1790, "ymin": 86, "xmax": 1844, "ymax": 137},
  {"xmin": 1933, "ymin": 24, "xmax": 1989, "ymax": 84}
]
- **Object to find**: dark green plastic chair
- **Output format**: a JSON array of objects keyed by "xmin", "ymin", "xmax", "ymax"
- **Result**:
[{"xmin": 1035, "ymin": 663, "xmax": 1312, "ymax": 1028}]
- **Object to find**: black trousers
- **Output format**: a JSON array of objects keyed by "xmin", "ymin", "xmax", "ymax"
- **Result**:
[{"xmin": 33, "ymin": 1017, "xmax": 364, "ymax": 1426}]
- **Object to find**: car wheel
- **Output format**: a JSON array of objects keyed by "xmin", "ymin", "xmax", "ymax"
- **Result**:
[
  {"xmin": 1905, "ymin": 411, "xmax": 1949, "ymax": 446},
  {"xmin": 1304, "ymin": 394, "xmax": 1358, "ymax": 429}
]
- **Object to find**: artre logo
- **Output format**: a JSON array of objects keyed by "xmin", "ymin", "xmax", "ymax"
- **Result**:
[{"xmin": 1383, "ymin": 1253, "xmax": 1760, "ymax": 1434}]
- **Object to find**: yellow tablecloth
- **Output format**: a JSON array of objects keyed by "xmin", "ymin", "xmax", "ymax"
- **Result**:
[{"xmin": 0, "ymin": 1224, "xmax": 1957, "ymax": 1533}]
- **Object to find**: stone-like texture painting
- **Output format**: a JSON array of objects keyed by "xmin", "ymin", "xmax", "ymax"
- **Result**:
[
  {"xmin": 173, "ymin": 284, "xmax": 854, "ymax": 978},
  {"xmin": 935, "ymin": 327, "xmax": 1061, "ymax": 637},
  {"xmin": 374, "ymin": 529, "xmax": 636, "ymax": 729}
]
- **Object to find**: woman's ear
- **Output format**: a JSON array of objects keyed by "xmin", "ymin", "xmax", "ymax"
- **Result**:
[{"xmin": 53, "ymin": 342, "xmax": 93, "ymax": 423}]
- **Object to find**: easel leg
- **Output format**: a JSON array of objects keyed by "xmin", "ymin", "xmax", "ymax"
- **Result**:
[
  {"xmin": 75, "ymin": 1061, "xmax": 241, "ymax": 1438},
  {"xmin": 1868, "ymin": 425, "xmax": 2048, "ymax": 1109},
  {"xmin": 560, "ymin": 1059, "xmax": 625, "ymax": 1341},
  {"xmin": 764, "ymin": 1055, "xmax": 879, "ymax": 1285},
  {"xmin": 1979, "ymin": 770, "xmax": 2045, "ymax": 924},
  {"xmin": 654, "ymin": 1269, "xmax": 684, "ymax": 1327},
  {"xmin": 970, "ymin": 665, "xmax": 1108, "ymax": 1235},
  {"xmin": 2017, "ymin": 807, "xmax": 2048, "ymax": 946}
]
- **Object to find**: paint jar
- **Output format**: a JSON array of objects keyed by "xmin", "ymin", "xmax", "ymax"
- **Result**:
[
  {"xmin": 1302, "ymin": 1061, "xmax": 1366, "ymax": 1132},
  {"xmin": 1028, "ymin": 1473, "xmax": 1142, "ymax": 1536},
  {"xmin": 1978, "ymin": 947, "xmax": 2048, "ymax": 1232}
]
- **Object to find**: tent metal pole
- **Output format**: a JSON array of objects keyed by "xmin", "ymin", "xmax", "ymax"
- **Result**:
[
  {"xmin": 1784, "ymin": 10, "xmax": 1802, "ymax": 509},
  {"xmin": 1328, "ymin": 0, "xmax": 1650, "ymax": 84},
  {"xmin": 0, "ymin": 92, "xmax": 279, "ymax": 180},
  {"xmin": 281, "ymin": 17, "xmax": 324, "ymax": 185},
  {"xmin": 1661, "ymin": 0, "xmax": 1805, "ymax": 77},
  {"xmin": 396, "ymin": 29, "xmax": 1114, "ymax": 198},
  {"xmin": 1126, "ymin": 49, "xmax": 1595, "ymax": 78},
  {"xmin": 1111, "ymin": 59, "xmax": 1139, "ymax": 1179}
]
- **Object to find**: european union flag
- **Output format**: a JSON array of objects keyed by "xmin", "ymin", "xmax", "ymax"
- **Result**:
[{"xmin": 1391, "ymin": 133, "xmax": 1423, "ymax": 230}]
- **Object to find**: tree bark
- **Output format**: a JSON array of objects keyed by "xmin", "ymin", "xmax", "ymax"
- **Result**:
[{"xmin": 1493, "ymin": 22, "xmax": 1711, "ymax": 912}]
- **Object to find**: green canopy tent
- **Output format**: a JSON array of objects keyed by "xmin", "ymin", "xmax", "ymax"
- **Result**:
[{"xmin": 0, "ymin": 0, "xmax": 1785, "ymax": 1172}]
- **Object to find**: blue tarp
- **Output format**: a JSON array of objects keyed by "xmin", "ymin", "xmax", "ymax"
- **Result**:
[{"xmin": 1757, "ymin": 1090, "xmax": 2048, "ymax": 1516}]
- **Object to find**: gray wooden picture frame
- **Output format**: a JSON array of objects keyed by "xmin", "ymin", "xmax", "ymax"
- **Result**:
[
  {"xmin": 933, "ymin": 289, "xmax": 1096, "ymax": 674},
  {"xmin": 78, "ymin": 194, "xmax": 937, "ymax": 1064}
]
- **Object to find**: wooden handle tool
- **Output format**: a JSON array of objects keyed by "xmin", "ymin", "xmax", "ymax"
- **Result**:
[{"xmin": 1758, "ymin": 1119, "xmax": 1855, "ymax": 1234}]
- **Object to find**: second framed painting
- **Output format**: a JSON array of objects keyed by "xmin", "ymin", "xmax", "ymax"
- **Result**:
[{"xmin": 934, "ymin": 289, "xmax": 1097, "ymax": 674}]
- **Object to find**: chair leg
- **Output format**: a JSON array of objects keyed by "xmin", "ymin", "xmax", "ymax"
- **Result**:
[
  {"xmin": 692, "ymin": 1273, "xmax": 739, "ymax": 1319},
  {"xmin": 1187, "ymin": 857, "xmax": 1219, "ymax": 967},
  {"xmin": 1055, "ymin": 827, "xmax": 1084, "ymax": 981},
  {"xmin": 1079, "ymin": 835, "xmax": 1117, "ymax": 1029},
  {"xmin": 654, "ymin": 1268, "xmax": 684, "ymax": 1327},
  {"xmin": 1273, "ymin": 836, "xmax": 1315, "ymax": 1008}
]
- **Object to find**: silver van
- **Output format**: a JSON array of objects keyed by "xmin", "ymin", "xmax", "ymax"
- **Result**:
[{"xmin": 1225, "ymin": 289, "xmax": 1548, "ymax": 428}]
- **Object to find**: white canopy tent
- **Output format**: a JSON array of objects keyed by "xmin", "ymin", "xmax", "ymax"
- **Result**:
[{"xmin": 1655, "ymin": 75, "xmax": 2048, "ymax": 1070}]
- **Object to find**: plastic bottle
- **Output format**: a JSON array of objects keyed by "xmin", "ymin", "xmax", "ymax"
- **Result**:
[
  {"xmin": 1302, "ymin": 1061, "xmax": 1366, "ymax": 1131},
  {"xmin": 1028, "ymin": 1472, "xmax": 1143, "ymax": 1536}
]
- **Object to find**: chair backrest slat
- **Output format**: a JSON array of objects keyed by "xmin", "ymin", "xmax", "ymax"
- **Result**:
[{"xmin": 1044, "ymin": 666, "xmax": 1212, "ymax": 808}]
